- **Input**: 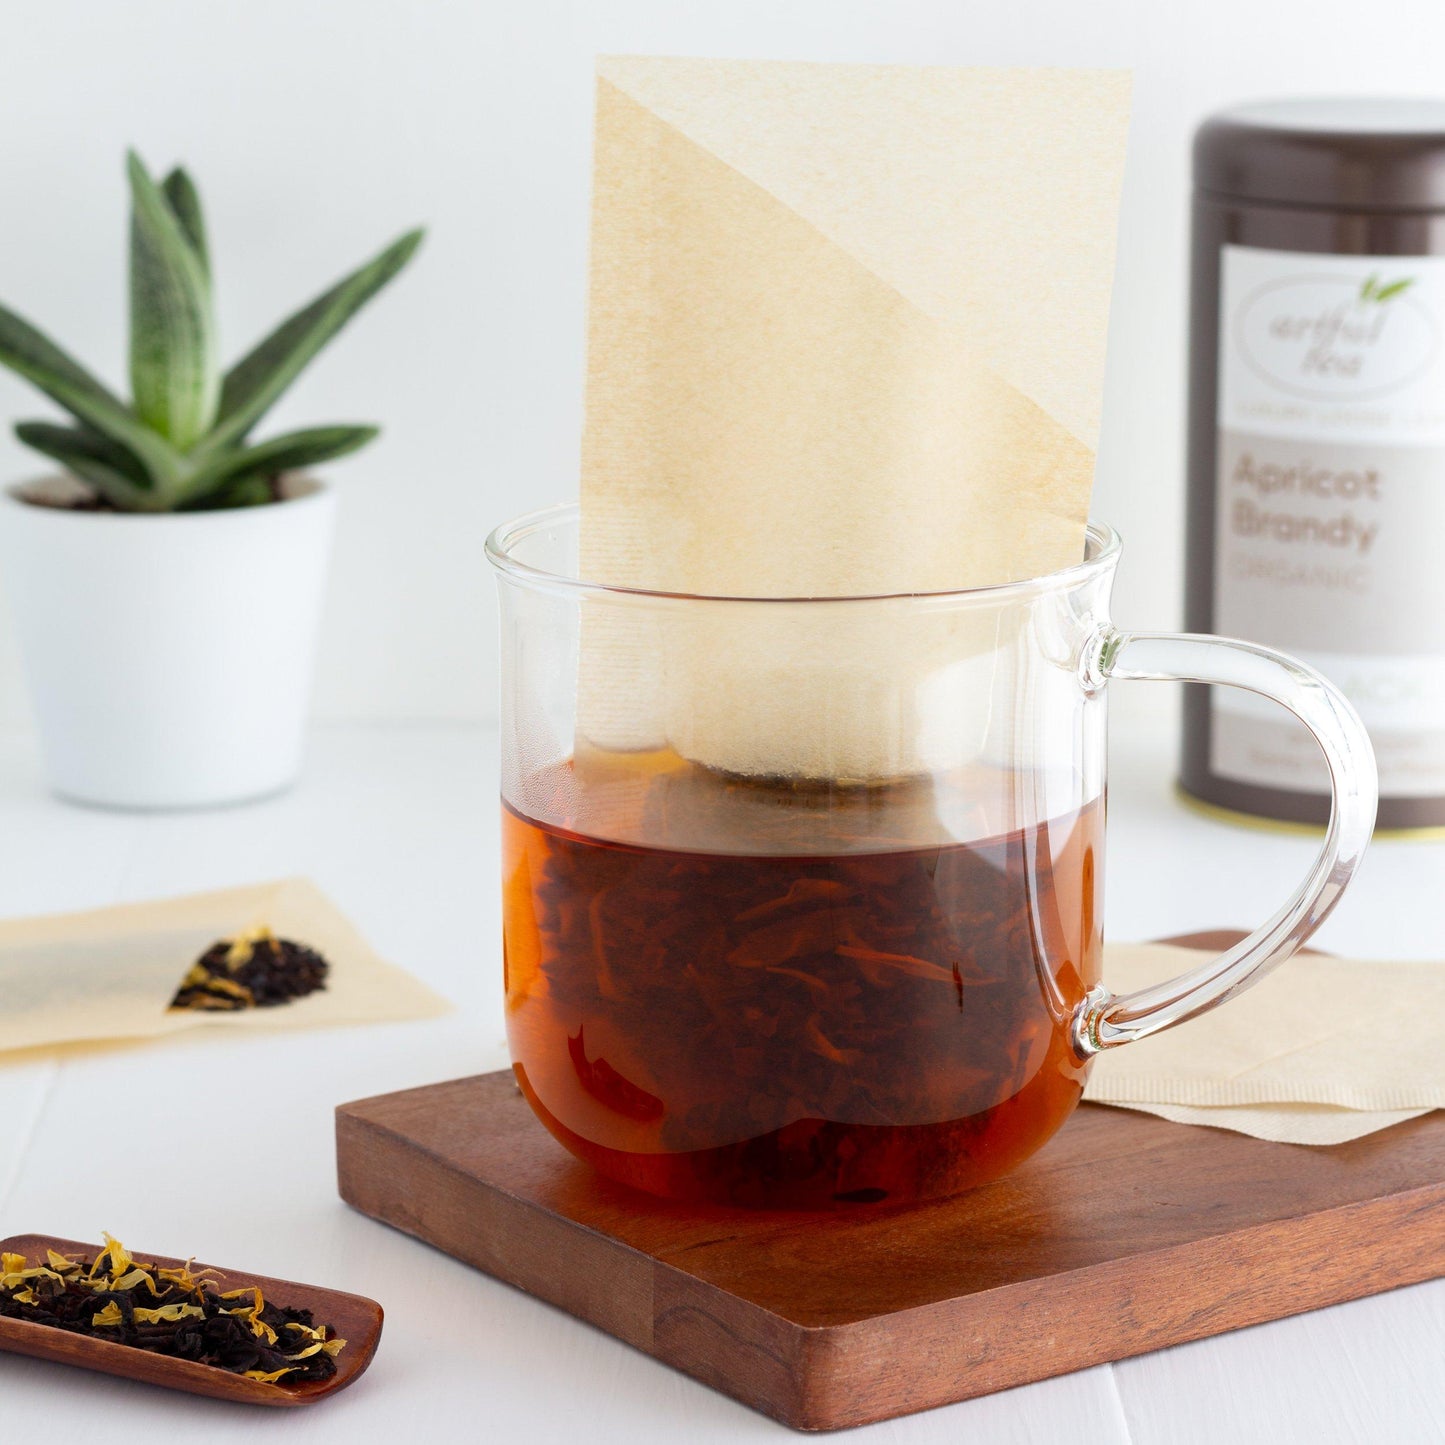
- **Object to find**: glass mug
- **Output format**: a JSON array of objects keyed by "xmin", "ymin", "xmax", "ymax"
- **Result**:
[{"xmin": 489, "ymin": 505, "xmax": 1377, "ymax": 1209}]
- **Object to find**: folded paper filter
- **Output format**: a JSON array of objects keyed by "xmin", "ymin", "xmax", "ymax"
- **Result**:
[
  {"xmin": 1086, "ymin": 942, "xmax": 1445, "ymax": 1145},
  {"xmin": 0, "ymin": 879, "xmax": 448, "ymax": 1060},
  {"xmin": 579, "ymin": 57, "xmax": 1130, "ymax": 779},
  {"xmin": 577, "ymin": 57, "xmax": 1437, "ymax": 1148}
]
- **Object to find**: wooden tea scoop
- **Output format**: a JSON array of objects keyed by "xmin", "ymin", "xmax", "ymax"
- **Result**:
[{"xmin": 0, "ymin": 1233, "xmax": 382, "ymax": 1406}]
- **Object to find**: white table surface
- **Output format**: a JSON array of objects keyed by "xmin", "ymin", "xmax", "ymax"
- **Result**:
[{"xmin": 1, "ymin": 701, "xmax": 1443, "ymax": 1444}]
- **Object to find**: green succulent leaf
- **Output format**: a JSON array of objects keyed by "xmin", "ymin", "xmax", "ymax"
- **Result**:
[
  {"xmin": 128, "ymin": 149, "xmax": 219, "ymax": 451},
  {"xmin": 0, "ymin": 307, "xmax": 117, "ymax": 408},
  {"xmin": 200, "ymin": 228, "xmax": 423, "ymax": 457},
  {"xmin": 0, "ymin": 301, "xmax": 183, "ymax": 488},
  {"xmin": 14, "ymin": 421, "xmax": 156, "ymax": 510},
  {"xmin": 0, "ymin": 151, "xmax": 418, "ymax": 513},
  {"xmin": 15, "ymin": 419, "xmax": 150, "ymax": 484},
  {"xmin": 178, "ymin": 475, "xmax": 278, "ymax": 510},
  {"xmin": 161, "ymin": 166, "xmax": 209, "ymax": 279},
  {"xmin": 179, "ymin": 423, "xmax": 379, "ymax": 507}
]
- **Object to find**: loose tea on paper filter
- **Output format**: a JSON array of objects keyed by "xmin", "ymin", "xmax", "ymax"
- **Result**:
[
  {"xmin": 170, "ymin": 926, "xmax": 330, "ymax": 1011},
  {"xmin": 0, "ymin": 878, "xmax": 449, "ymax": 1057}
]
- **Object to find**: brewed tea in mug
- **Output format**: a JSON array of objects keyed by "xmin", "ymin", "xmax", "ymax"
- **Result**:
[{"xmin": 491, "ymin": 507, "xmax": 1375, "ymax": 1209}]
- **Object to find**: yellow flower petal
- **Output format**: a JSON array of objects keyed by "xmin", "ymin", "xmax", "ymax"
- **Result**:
[
  {"xmin": 201, "ymin": 975, "xmax": 253, "ymax": 1000},
  {"xmin": 132, "ymin": 1303, "xmax": 205, "ymax": 1324},
  {"xmin": 242, "ymin": 1367, "xmax": 296, "ymax": 1384},
  {"xmin": 225, "ymin": 926, "xmax": 276, "ymax": 970},
  {"xmin": 91, "ymin": 1302, "xmax": 124, "ymax": 1328},
  {"xmin": 2, "ymin": 1266, "xmax": 61, "ymax": 1288},
  {"xmin": 94, "ymin": 1233, "xmax": 133, "ymax": 1281},
  {"xmin": 155, "ymin": 1258, "xmax": 216, "ymax": 1296},
  {"xmin": 110, "ymin": 1267, "xmax": 160, "ymax": 1294}
]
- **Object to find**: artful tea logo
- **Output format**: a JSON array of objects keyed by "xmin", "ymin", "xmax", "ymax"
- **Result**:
[{"xmin": 1235, "ymin": 271, "xmax": 1437, "ymax": 401}]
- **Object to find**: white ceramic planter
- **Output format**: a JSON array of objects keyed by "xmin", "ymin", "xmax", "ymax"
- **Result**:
[{"xmin": 0, "ymin": 475, "xmax": 336, "ymax": 809}]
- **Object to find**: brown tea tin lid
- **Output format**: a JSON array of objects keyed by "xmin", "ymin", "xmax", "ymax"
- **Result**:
[{"xmin": 1197, "ymin": 98, "xmax": 1445, "ymax": 212}]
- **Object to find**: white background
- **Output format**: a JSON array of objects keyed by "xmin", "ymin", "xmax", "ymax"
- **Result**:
[
  {"xmin": 3, "ymin": 0, "xmax": 1445, "ymax": 727},
  {"xmin": 2, "ymin": 12, "xmax": 1443, "ymax": 1437}
]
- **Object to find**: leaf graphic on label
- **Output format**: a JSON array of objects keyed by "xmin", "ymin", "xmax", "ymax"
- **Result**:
[
  {"xmin": 1373, "ymin": 278, "xmax": 1416, "ymax": 302},
  {"xmin": 1360, "ymin": 273, "xmax": 1380, "ymax": 302}
]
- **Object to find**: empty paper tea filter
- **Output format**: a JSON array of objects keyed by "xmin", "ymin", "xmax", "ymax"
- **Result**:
[{"xmin": 578, "ymin": 58, "xmax": 1132, "ymax": 780}]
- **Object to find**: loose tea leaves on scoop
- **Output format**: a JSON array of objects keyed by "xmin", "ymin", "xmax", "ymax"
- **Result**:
[
  {"xmin": 0, "ymin": 1235, "xmax": 346, "ymax": 1383},
  {"xmin": 170, "ymin": 926, "xmax": 330, "ymax": 1011}
]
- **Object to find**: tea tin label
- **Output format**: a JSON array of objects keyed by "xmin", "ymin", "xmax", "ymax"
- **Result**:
[{"xmin": 1211, "ymin": 244, "xmax": 1445, "ymax": 798}]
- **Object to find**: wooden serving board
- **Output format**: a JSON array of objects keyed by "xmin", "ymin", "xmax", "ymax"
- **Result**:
[{"xmin": 337, "ymin": 1070, "xmax": 1445, "ymax": 1431}]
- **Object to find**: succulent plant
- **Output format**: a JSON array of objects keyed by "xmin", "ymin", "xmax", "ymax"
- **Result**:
[{"xmin": 0, "ymin": 151, "xmax": 423, "ymax": 512}]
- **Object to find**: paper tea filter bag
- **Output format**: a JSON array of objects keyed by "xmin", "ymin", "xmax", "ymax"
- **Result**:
[
  {"xmin": 0, "ymin": 878, "xmax": 449, "ymax": 1057},
  {"xmin": 1085, "ymin": 942, "xmax": 1445, "ymax": 1145},
  {"xmin": 579, "ymin": 58, "xmax": 1131, "ymax": 779}
]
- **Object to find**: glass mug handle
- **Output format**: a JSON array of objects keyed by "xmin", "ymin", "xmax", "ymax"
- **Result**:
[{"xmin": 1072, "ymin": 628, "xmax": 1379, "ymax": 1056}]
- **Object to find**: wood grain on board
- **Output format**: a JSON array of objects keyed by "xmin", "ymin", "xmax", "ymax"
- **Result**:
[{"xmin": 337, "ymin": 1061, "xmax": 1445, "ymax": 1431}]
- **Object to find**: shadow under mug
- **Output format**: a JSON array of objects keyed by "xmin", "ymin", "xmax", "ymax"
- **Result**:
[{"xmin": 489, "ymin": 507, "xmax": 1378, "ymax": 1209}]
